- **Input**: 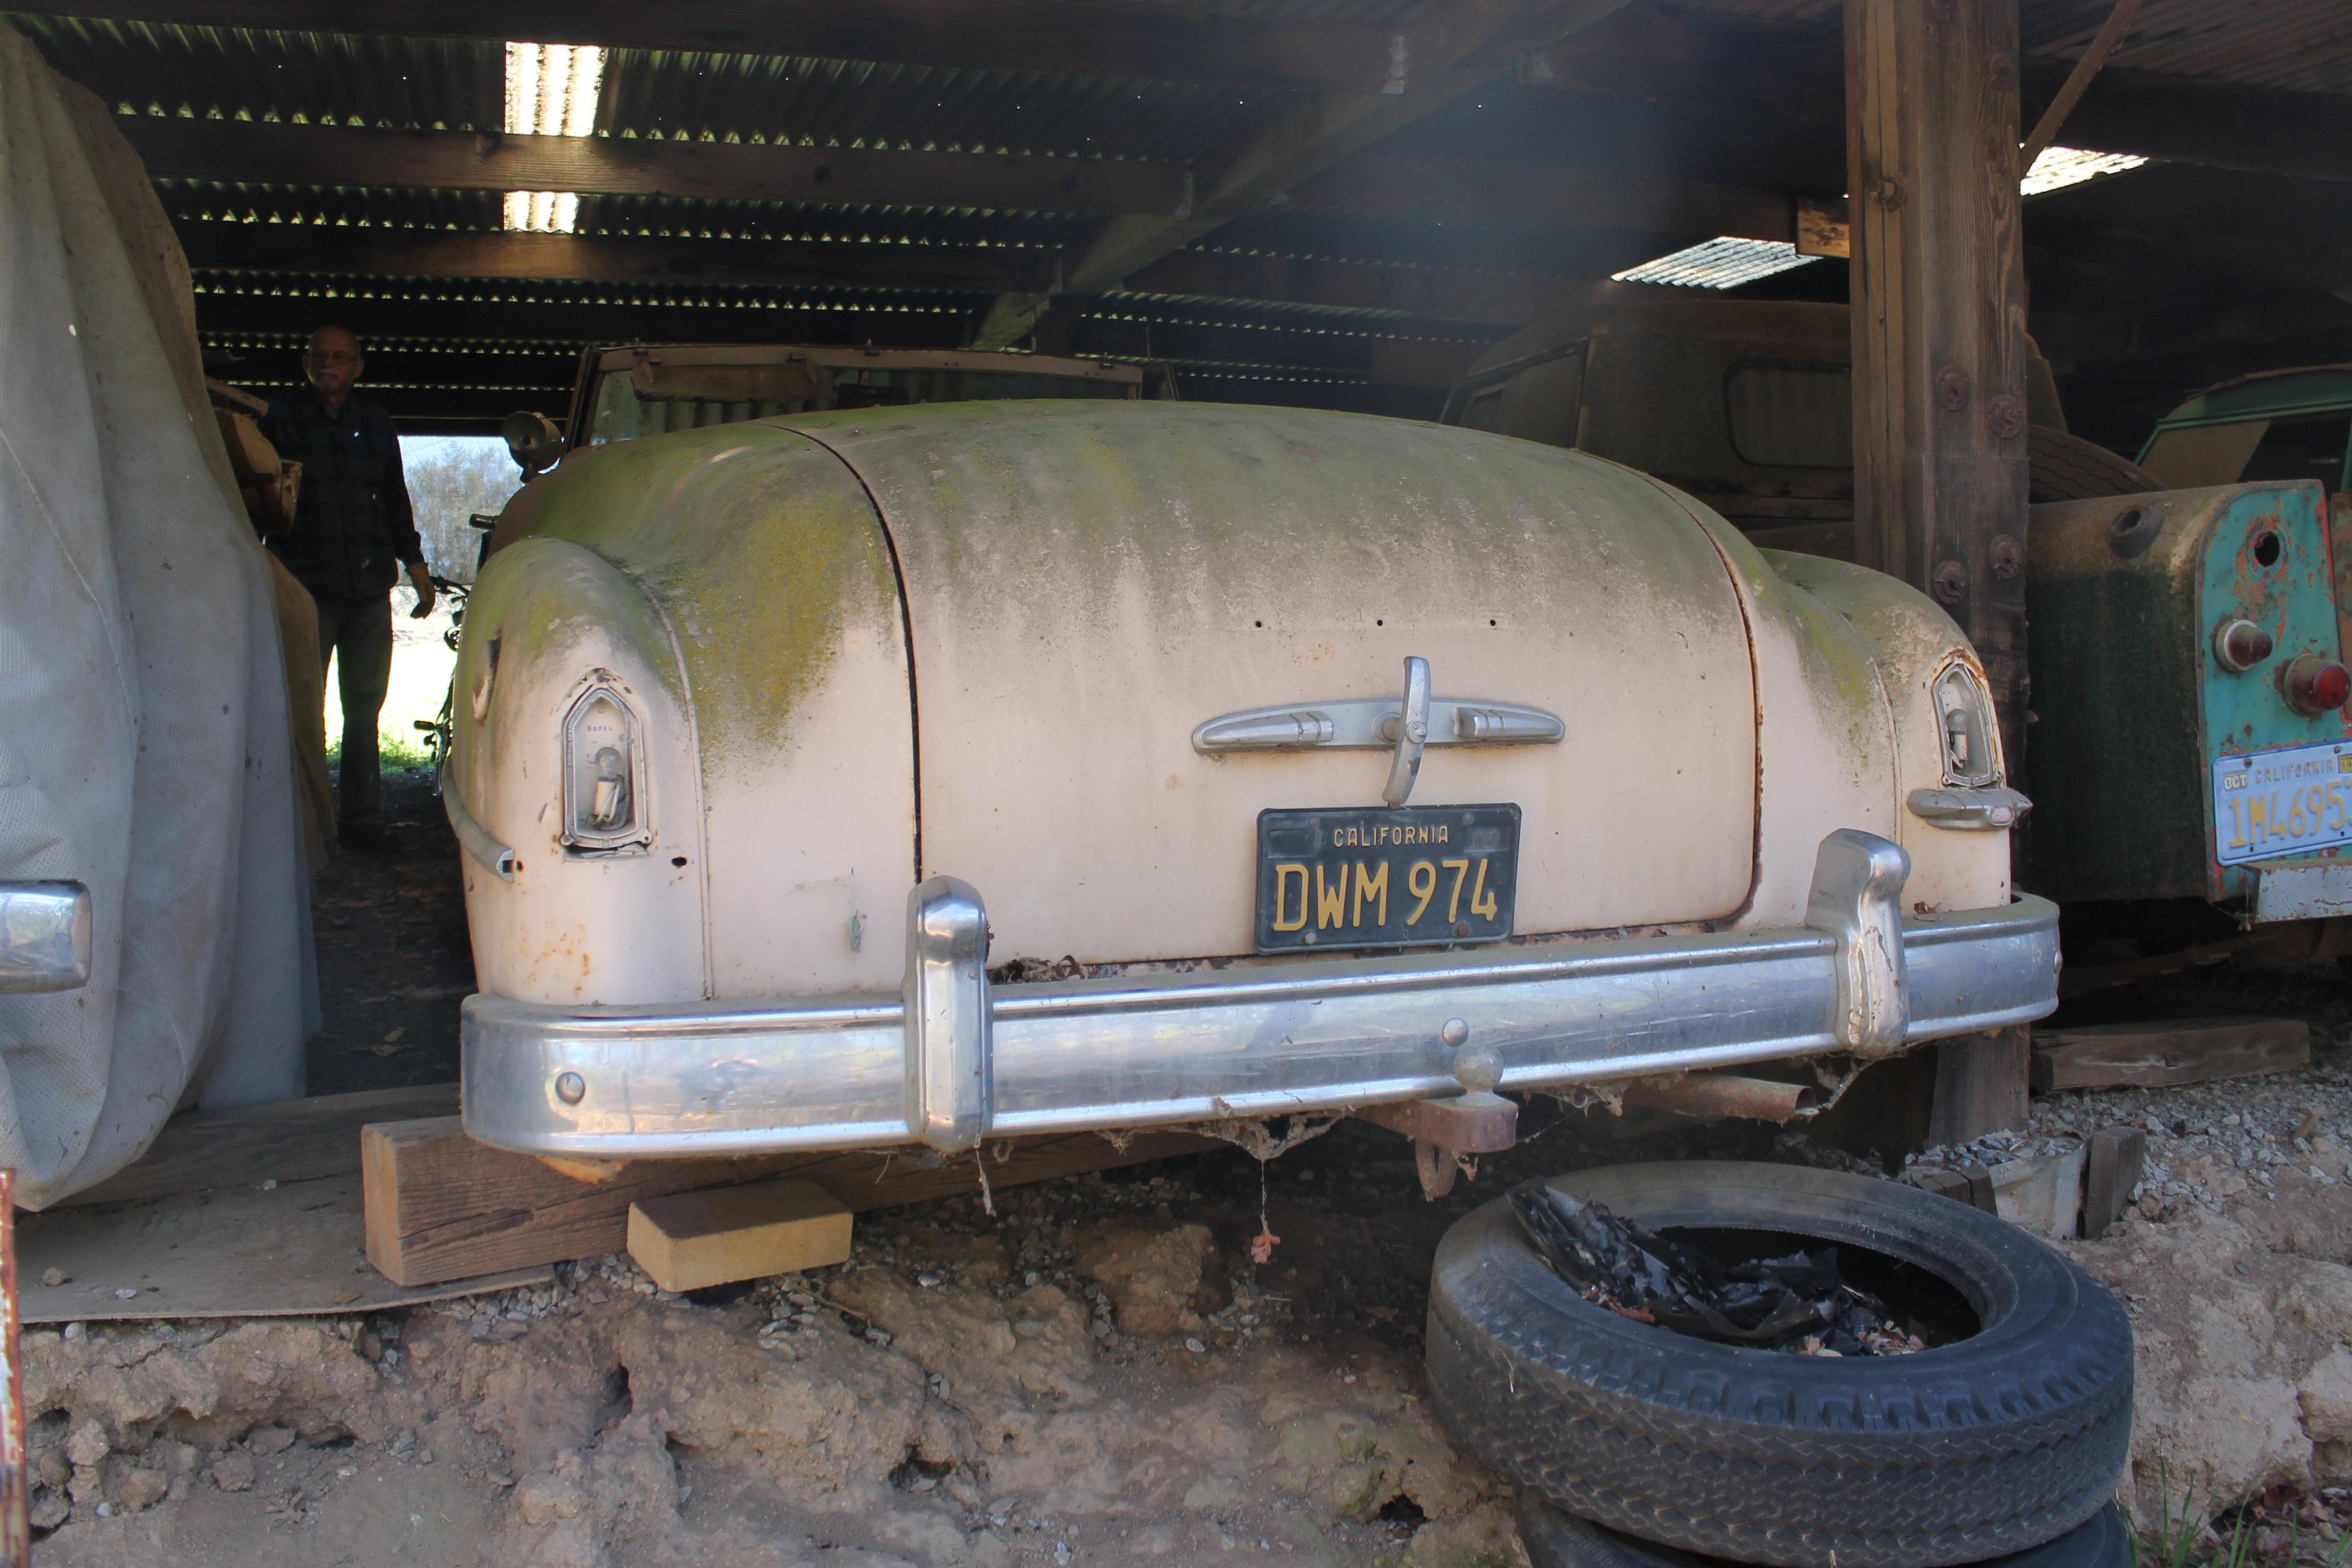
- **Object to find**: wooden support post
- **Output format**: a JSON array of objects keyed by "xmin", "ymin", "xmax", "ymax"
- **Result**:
[{"xmin": 1847, "ymin": 0, "xmax": 2033, "ymax": 1142}]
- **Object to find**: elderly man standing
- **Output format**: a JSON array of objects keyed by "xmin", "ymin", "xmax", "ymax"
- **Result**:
[{"xmin": 262, "ymin": 325, "xmax": 435, "ymax": 853}]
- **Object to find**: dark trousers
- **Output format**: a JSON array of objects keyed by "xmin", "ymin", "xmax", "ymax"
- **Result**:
[{"xmin": 312, "ymin": 592, "xmax": 394, "ymax": 831}]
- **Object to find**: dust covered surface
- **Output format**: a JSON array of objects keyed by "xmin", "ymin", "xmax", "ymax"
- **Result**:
[
  {"xmin": 23, "ymin": 1130, "xmax": 1561, "ymax": 1568},
  {"xmin": 92, "ymin": 801, "xmax": 2352, "ymax": 1567},
  {"xmin": 303, "ymin": 767, "xmax": 472, "ymax": 1095}
]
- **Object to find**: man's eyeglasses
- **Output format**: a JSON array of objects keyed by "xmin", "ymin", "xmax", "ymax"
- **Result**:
[{"xmin": 306, "ymin": 350, "xmax": 360, "ymax": 365}]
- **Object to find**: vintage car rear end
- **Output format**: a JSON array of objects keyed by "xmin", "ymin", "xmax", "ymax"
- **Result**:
[{"xmin": 447, "ymin": 401, "xmax": 2057, "ymax": 1162}]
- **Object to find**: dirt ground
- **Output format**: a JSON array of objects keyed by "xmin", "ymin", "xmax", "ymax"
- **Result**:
[{"xmin": 31, "ymin": 791, "xmax": 2352, "ymax": 1566}]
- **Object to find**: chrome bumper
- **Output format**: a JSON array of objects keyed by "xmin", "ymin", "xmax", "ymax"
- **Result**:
[{"xmin": 461, "ymin": 830, "xmax": 2060, "ymax": 1159}]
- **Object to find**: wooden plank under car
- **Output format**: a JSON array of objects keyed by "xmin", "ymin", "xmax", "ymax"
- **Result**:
[
  {"xmin": 363, "ymin": 1118, "xmax": 1219, "ymax": 1287},
  {"xmin": 2029, "ymin": 1015, "xmax": 2311, "ymax": 1092}
]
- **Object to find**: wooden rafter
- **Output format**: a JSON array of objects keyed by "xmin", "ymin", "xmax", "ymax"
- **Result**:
[
  {"xmin": 129, "ymin": 118, "xmax": 1800, "ymax": 245},
  {"xmin": 129, "ymin": 118, "xmax": 1193, "ymax": 219},
  {"xmin": 175, "ymin": 217, "xmax": 1593, "ymax": 326},
  {"xmin": 972, "ymin": 0, "xmax": 1639, "ymax": 348},
  {"xmin": 176, "ymin": 222, "xmax": 1060, "ymax": 294},
  {"xmin": 1529, "ymin": 9, "xmax": 2352, "ymax": 184}
]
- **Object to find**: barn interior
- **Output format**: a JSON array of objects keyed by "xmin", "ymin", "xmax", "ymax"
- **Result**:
[{"xmin": 7, "ymin": 0, "xmax": 2342, "ymax": 460}]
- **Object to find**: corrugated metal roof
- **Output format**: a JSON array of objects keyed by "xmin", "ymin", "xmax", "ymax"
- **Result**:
[
  {"xmin": 10, "ymin": 15, "xmax": 500, "ymax": 130},
  {"xmin": 153, "ymin": 177, "xmax": 1094, "ymax": 253},
  {"xmin": 2021, "ymin": 0, "xmax": 2352, "ymax": 97},
  {"xmin": 593, "ymin": 51, "xmax": 1283, "ymax": 163},
  {"xmin": 1671, "ymin": 0, "xmax": 2352, "ymax": 97}
]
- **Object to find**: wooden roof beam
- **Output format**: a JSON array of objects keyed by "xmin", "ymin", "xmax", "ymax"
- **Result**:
[
  {"xmin": 1527, "ymin": 9, "xmax": 2352, "ymax": 184},
  {"xmin": 176, "ymin": 222, "xmax": 1060, "ymax": 295},
  {"xmin": 973, "ymin": 0, "xmax": 1638, "ymax": 348},
  {"xmin": 127, "ymin": 116, "xmax": 1800, "ymax": 243},
  {"xmin": 175, "ymin": 217, "xmax": 1593, "ymax": 326},
  {"xmin": 127, "ymin": 117, "xmax": 1194, "ymax": 218}
]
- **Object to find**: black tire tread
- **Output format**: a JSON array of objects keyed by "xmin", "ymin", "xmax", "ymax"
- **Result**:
[
  {"xmin": 2027, "ymin": 426, "xmax": 2163, "ymax": 505},
  {"xmin": 1516, "ymin": 1493, "xmax": 2132, "ymax": 1568},
  {"xmin": 1425, "ymin": 1163, "xmax": 2133, "ymax": 1568}
]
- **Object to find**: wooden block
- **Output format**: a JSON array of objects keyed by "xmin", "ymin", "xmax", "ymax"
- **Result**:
[
  {"xmin": 1928, "ymin": 1026, "xmax": 2031, "ymax": 1146},
  {"xmin": 2030, "ymin": 1016, "xmax": 2310, "ymax": 1093},
  {"xmin": 56, "ymin": 1084, "xmax": 461, "ymax": 1210},
  {"xmin": 363, "ymin": 1118, "xmax": 1220, "ymax": 1287},
  {"xmin": 628, "ymin": 1179, "xmax": 852, "ymax": 1292},
  {"xmin": 1903, "ymin": 1167, "xmax": 1975, "ymax": 1205},
  {"xmin": 2082, "ymin": 1126, "xmax": 2148, "ymax": 1239}
]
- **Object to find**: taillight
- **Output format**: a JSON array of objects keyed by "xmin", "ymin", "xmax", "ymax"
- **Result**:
[
  {"xmin": 2280, "ymin": 654, "xmax": 2352, "ymax": 717},
  {"xmin": 1930, "ymin": 662, "xmax": 2002, "ymax": 786},
  {"xmin": 2212, "ymin": 618, "xmax": 2275, "ymax": 673}
]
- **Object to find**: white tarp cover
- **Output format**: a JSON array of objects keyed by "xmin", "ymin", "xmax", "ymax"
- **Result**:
[{"xmin": 0, "ymin": 24, "xmax": 312, "ymax": 1207}]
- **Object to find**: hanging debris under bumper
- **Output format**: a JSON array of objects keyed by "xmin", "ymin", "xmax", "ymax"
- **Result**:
[{"xmin": 460, "ymin": 830, "xmax": 2060, "ymax": 1161}]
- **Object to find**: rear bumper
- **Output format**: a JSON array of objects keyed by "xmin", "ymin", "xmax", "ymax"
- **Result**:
[{"xmin": 461, "ymin": 830, "xmax": 2059, "ymax": 1159}]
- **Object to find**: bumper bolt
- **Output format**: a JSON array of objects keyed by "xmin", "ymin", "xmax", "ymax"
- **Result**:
[
  {"xmin": 554, "ymin": 1071, "xmax": 587, "ymax": 1105},
  {"xmin": 1441, "ymin": 1017, "xmax": 1469, "ymax": 1048}
]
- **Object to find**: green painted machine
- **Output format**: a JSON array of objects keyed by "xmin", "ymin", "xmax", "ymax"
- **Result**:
[
  {"xmin": 2024, "ymin": 481, "xmax": 2352, "ymax": 932},
  {"xmin": 1439, "ymin": 310, "xmax": 2352, "ymax": 965}
]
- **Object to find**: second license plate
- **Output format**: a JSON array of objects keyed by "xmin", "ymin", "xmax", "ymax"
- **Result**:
[
  {"xmin": 2214, "ymin": 740, "xmax": 2352, "ymax": 865},
  {"xmin": 1254, "ymin": 804, "xmax": 1520, "ymax": 954}
]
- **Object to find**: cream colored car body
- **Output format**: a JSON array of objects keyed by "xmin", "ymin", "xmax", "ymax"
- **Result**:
[{"xmin": 458, "ymin": 401, "xmax": 2002, "ymax": 1005}]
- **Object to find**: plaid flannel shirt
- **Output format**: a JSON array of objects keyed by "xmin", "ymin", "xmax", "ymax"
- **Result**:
[{"xmin": 260, "ymin": 386, "xmax": 422, "ymax": 600}]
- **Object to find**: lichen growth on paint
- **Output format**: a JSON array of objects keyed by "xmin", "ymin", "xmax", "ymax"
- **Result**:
[{"xmin": 502, "ymin": 425, "xmax": 900, "ymax": 767}]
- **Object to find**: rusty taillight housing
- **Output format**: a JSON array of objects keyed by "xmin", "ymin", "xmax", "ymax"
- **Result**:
[{"xmin": 2280, "ymin": 654, "xmax": 2352, "ymax": 718}]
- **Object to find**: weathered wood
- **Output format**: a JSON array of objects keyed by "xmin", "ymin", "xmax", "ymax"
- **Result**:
[
  {"xmin": 1847, "ymin": 0, "xmax": 2032, "ymax": 1145},
  {"xmin": 1294, "ymin": 157, "xmax": 1795, "ymax": 241},
  {"xmin": 1928, "ymin": 1027, "xmax": 2032, "ymax": 1145},
  {"xmin": 1902, "ymin": 1166, "xmax": 1976, "ymax": 1205},
  {"xmin": 178, "ymin": 224, "xmax": 1055, "ymax": 296},
  {"xmin": 2018, "ymin": 0, "xmax": 2146, "ymax": 172},
  {"xmin": 974, "ymin": 0, "xmax": 1638, "ymax": 345},
  {"xmin": 10, "ymin": 0, "xmax": 1417, "ymax": 96},
  {"xmin": 127, "ymin": 118, "xmax": 1191, "ymax": 222},
  {"xmin": 2082, "ymin": 1126, "xmax": 2147, "ymax": 1238},
  {"xmin": 53, "ymin": 1084, "xmax": 461, "ymax": 1211},
  {"xmin": 132, "ymin": 118, "xmax": 1807, "ymax": 250},
  {"xmin": 1526, "ymin": 7, "xmax": 2352, "ymax": 184},
  {"xmin": 2030, "ymin": 1016, "xmax": 2312, "ymax": 1092},
  {"xmin": 627, "ymin": 1180, "xmax": 853, "ymax": 1293},
  {"xmin": 363, "ymin": 1119, "xmax": 1221, "ymax": 1287}
]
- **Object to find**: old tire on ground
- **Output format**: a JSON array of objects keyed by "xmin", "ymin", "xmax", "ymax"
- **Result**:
[
  {"xmin": 1515, "ymin": 1494, "xmax": 2133, "ymax": 1568},
  {"xmin": 2027, "ymin": 426, "xmax": 2162, "ymax": 504},
  {"xmin": 1425, "ymin": 1162, "xmax": 2133, "ymax": 1568}
]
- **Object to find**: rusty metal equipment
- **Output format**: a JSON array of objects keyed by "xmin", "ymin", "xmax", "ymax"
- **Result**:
[
  {"xmin": 1621, "ymin": 1073, "xmax": 1809, "ymax": 1123},
  {"xmin": 2027, "ymin": 481, "xmax": 2352, "ymax": 920},
  {"xmin": 1355, "ymin": 1039, "xmax": 1520, "ymax": 1199}
]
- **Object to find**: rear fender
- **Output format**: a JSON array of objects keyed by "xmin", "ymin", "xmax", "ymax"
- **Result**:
[{"xmin": 453, "ymin": 537, "xmax": 707, "ymax": 1003}]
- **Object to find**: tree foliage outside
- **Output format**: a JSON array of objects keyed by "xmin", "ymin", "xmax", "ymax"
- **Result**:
[{"xmin": 399, "ymin": 436, "xmax": 519, "ymax": 584}]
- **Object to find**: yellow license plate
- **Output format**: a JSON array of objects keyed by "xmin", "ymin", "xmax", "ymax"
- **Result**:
[{"xmin": 1254, "ymin": 805, "xmax": 1520, "ymax": 954}]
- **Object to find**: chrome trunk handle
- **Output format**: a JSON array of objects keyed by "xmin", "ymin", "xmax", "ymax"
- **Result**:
[
  {"xmin": 1381, "ymin": 657, "xmax": 1433, "ymax": 806},
  {"xmin": 1191, "ymin": 654, "xmax": 1564, "ymax": 807}
]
